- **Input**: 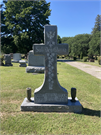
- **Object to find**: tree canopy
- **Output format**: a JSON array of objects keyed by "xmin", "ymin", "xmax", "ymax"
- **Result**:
[
  {"xmin": 1, "ymin": 0, "xmax": 51, "ymax": 54},
  {"xmin": 88, "ymin": 14, "xmax": 101, "ymax": 58},
  {"xmin": 61, "ymin": 14, "xmax": 100, "ymax": 58}
]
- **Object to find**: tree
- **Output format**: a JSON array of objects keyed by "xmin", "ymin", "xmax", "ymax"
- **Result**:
[
  {"xmin": 69, "ymin": 34, "xmax": 90, "ymax": 57},
  {"xmin": 91, "ymin": 14, "xmax": 101, "ymax": 35},
  {"xmin": 88, "ymin": 31, "xmax": 100, "ymax": 58},
  {"xmin": 1, "ymin": 0, "xmax": 51, "ymax": 54},
  {"xmin": 57, "ymin": 35, "xmax": 61, "ymax": 44},
  {"xmin": 1, "ymin": 1, "xmax": 16, "ymax": 53},
  {"xmin": 88, "ymin": 14, "xmax": 101, "ymax": 58}
]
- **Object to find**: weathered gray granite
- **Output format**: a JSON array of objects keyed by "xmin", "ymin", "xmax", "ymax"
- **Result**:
[
  {"xmin": 33, "ymin": 25, "xmax": 69, "ymax": 104},
  {"xmin": 12, "ymin": 53, "xmax": 21, "ymax": 63},
  {"xmin": 19, "ymin": 60, "xmax": 27, "ymax": 67},
  {"xmin": 26, "ymin": 66, "xmax": 45, "ymax": 73},
  {"xmin": 28, "ymin": 50, "xmax": 45, "ymax": 66},
  {"xmin": 4, "ymin": 54, "xmax": 13, "ymax": 66},
  {"xmin": 21, "ymin": 25, "xmax": 82, "ymax": 112},
  {"xmin": 26, "ymin": 50, "xmax": 45, "ymax": 73},
  {"xmin": 21, "ymin": 97, "xmax": 82, "ymax": 113}
]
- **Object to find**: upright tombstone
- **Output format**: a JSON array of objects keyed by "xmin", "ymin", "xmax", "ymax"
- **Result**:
[
  {"xmin": 21, "ymin": 25, "xmax": 82, "ymax": 112},
  {"xmin": 12, "ymin": 53, "xmax": 21, "ymax": 63},
  {"xmin": 26, "ymin": 50, "xmax": 45, "ymax": 73},
  {"xmin": 4, "ymin": 54, "xmax": 13, "ymax": 66}
]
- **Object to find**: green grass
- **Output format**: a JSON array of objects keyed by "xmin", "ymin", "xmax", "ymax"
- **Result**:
[
  {"xmin": 58, "ymin": 57, "xmax": 101, "ymax": 67},
  {"xmin": 0, "ymin": 62, "xmax": 101, "ymax": 135}
]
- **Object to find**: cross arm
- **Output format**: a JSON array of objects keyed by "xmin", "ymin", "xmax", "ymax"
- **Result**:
[{"xmin": 56, "ymin": 44, "xmax": 69, "ymax": 55}]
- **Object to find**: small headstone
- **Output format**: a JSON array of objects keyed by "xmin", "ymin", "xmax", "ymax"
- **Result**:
[
  {"xmin": 19, "ymin": 60, "xmax": 27, "ymax": 67},
  {"xmin": 4, "ymin": 54, "xmax": 13, "ymax": 66},
  {"xmin": 12, "ymin": 53, "xmax": 21, "ymax": 63},
  {"xmin": 26, "ymin": 50, "xmax": 45, "ymax": 73},
  {"xmin": 21, "ymin": 25, "xmax": 82, "ymax": 113}
]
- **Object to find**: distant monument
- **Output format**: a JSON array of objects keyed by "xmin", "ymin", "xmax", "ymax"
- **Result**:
[
  {"xmin": 21, "ymin": 25, "xmax": 82, "ymax": 113},
  {"xmin": 26, "ymin": 50, "xmax": 45, "ymax": 73}
]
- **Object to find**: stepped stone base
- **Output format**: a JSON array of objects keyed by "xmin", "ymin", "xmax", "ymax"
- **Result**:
[
  {"xmin": 12, "ymin": 60, "xmax": 20, "ymax": 63},
  {"xmin": 21, "ymin": 97, "xmax": 82, "ymax": 113}
]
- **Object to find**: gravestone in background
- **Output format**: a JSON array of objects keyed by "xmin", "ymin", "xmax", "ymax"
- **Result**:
[
  {"xmin": 21, "ymin": 25, "xmax": 82, "ymax": 112},
  {"xmin": 12, "ymin": 53, "xmax": 21, "ymax": 63},
  {"xmin": 4, "ymin": 54, "xmax": 13, "ymax": 66},
  {"xmin": 26, "ymin": 50, "xmax": 45, "ymax": 73},
  {"xmin": 19, "ymin": 60, "xmax": 27, "ymax": 67}
]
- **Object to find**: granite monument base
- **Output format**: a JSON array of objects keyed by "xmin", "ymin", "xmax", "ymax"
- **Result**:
[
  {"xmin": 12, "ymin": 60, "xmax": 20, "ymax": 63},
  {"xmin": 4, "ymin": 64, "xmax": 13, "ymax": 66},
  {"xmin": 21, "ymin": 97, "xmax": 82, "ymax": 113},
  {"xmin": 26, "ymin": 66, "xmax": 45, "ymax": 73}
]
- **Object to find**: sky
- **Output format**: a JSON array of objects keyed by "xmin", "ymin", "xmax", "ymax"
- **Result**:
[
  {"xmin": 0, "ymin": 0, "xmax": 100, "ymax": 38},
  {"xmin": 46, "ymin": 0, "xmax": 101, "ymax": 38}
]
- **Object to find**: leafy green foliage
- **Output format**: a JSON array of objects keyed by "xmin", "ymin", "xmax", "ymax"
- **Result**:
[
  {"xmin": 62, "ymin": 34, "xmax": 90, "ymax": 58},
  {"xmin": 83, "ymin": 57, "xmax": 88, "ymax": 62},
  {"xmin": 0, "ymin": 55, "xmax": 4, "ymax": 66},
  {"xmin": 88, "ymin": 31, "xmax": 100, "ymax": 57},
  {"xmin": 88, "ymin": 14, "xmax": 101, "ymax": 58},
  {"xmin": 98, "ymin": 56, "xmax": 101, "ymax": 65},
  {"xmin": 73, "ymin": 56, "xmax": 76, "ymax": 61},
  {"xmin": 57, "ymin": 35, "xmax": 62, "ymax": 43},
  {"xmin": 91, "ymin": 14, "xmax": 101, "ymax": 35},
  {"xmin": 80, "ymin": 52, "xmax": 83, "ymax": 59},
  {"xmin": 1, "ymin": 1, "xmax": 51, "ymax": 54}
]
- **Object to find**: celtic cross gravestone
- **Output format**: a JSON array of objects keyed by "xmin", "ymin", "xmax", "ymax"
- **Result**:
[
  {"xmin": 33, "ymin": 25, "xmax": 69, "ymax": 104},
  {"xmin": 21, "ymin": 25, "xmax": 82, "ymax": 113}
]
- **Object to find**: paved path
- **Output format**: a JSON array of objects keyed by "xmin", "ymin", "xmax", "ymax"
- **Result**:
[{"xmin": 58, "ymin": 60, "xmax": 101, "ymax": 79}]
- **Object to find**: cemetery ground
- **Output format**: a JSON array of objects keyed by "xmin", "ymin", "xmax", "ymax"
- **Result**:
[{"xmin": 0, "ymin": 62, "xmax": 100, "ymax": 135}]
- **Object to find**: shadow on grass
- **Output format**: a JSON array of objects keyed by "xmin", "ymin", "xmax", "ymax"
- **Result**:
[{"xmin": 81, "ymin": 107, "xmax": 100, "ymax": 117}]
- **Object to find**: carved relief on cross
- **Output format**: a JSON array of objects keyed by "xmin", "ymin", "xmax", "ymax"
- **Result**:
[{"xmin": 33, "ymin": 25, "xmax": 69, "ymax": 90}]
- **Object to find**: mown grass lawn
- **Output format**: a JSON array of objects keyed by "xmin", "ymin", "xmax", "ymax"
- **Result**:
[{"xmin": 0, "ymin": 62, "xmax": 100, "ymax": 135}]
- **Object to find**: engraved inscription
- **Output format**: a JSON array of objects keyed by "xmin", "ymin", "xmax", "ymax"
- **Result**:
[
  {"xmin": 35, "ymin": 93, "xmax": 67, "ymax": 103},
  {"xmin": 35, "ymin": 46, "xmax": 67, "ymax": 54}
]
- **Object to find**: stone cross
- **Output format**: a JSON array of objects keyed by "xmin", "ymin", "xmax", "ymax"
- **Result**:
[{"xmin": 33, "ymin": 25, "xmax": 69, "ymax": 104}]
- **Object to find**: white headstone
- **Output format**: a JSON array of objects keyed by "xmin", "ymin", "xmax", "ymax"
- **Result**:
[{"xmin": 12, "ymin": 53, "xmax": 21, "ymax": 63}]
